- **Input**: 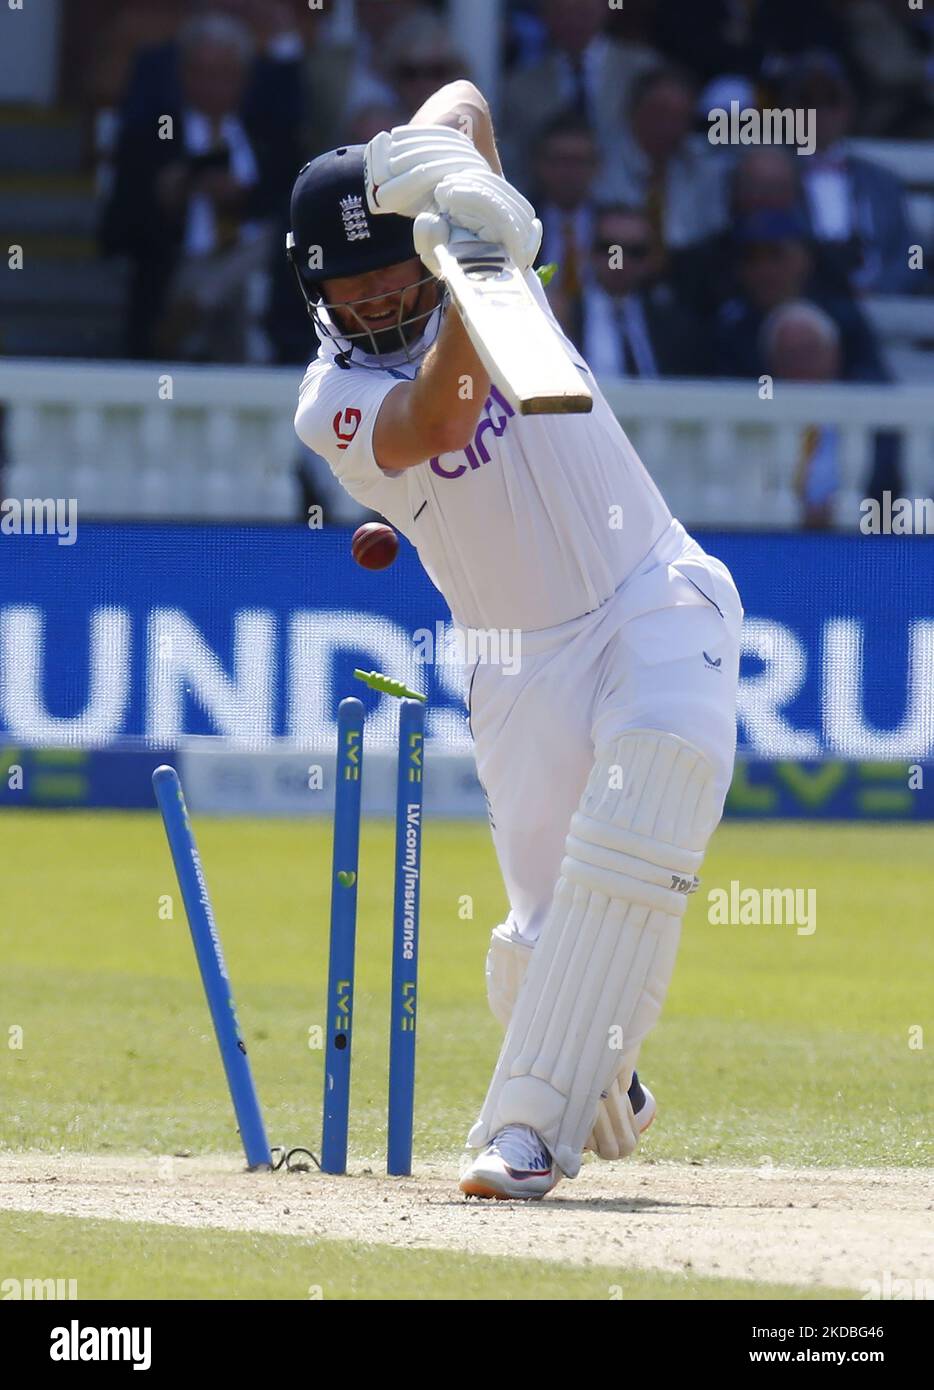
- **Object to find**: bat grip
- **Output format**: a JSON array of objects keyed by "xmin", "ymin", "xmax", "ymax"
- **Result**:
[{"xmin": 447, "ymin": 224, "xmax": 481, "ymax": 247}]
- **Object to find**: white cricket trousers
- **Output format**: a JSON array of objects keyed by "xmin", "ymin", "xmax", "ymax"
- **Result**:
[{"xmin": 465, "ymin": 520, "xmax": 744, "ymax": 943}]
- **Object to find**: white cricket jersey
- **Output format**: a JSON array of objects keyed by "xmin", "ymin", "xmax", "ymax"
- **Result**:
[{"xmin": 294, "ymin": 272, "xmax": 674, "ymax": 631}]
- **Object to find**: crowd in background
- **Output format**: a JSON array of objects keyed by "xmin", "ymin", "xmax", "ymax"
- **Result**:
[
  {"xmin": 80, "ymin": 0, "xmax": 934, "ymax": 521},
  {"xmin": 93, "ymin": 0, "xmax": 934, "ymax": 361}
]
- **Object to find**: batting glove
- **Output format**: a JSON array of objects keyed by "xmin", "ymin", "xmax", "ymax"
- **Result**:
[
  {"xmin": 364, "ymin": 124, "xmax": 490, "ymax": 219},
  {"xmin": 413, "ymin": 168, "xmax": 543, "ymax": 276}
]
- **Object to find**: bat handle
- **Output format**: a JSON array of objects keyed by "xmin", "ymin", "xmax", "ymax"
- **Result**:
[{"xmin": 442, "ymin": 225, "xmax": 508, "ymax": 263}]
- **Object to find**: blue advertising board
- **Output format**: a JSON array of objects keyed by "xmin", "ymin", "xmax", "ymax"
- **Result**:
[{"xmin": 0, "ymin": 524, "xmax": 931, "ymax": 815}]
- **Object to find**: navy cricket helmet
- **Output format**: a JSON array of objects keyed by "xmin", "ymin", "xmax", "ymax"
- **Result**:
[
  {"xmin": 287, "ymin": 145, "xmax": 415, "ymax": 295},
  {"xmin": 286, "ymin": 145, "xmax": 441, "ymax": 363}
]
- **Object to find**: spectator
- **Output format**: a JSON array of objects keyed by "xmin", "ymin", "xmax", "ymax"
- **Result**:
[
  {"xmin": 762, "ymin": 299, "xmax": 901, "ymax": 527},
  {"xmin": 378, "ymin": 9, "xmax": 467, "ymax": 117},
  {"xmin": 500, "ymin": 0, "xmax": 659, "ymax": 189},
  {"xmin": 753, "ymin": 0, "xmax": 849, "ymax": 90},
  {"xmin": 346, "ymin": 103, "xmax": 409, "ymax": 147},
  {"xmin": 732, "ymin": 146, "xmax": 805, "ymax": 218},
  {"xmin": 119, "ymin": 0, "xmax": 305, "ymax": 152},
  {"xmin": 503, "ymin": 1, "xmax": 551, "ymax": 72},
  {"xmin": 531, "ymin": 114, "xmax": 600, "ymax": 342},
  {"xmin": 606, "ymin": 65, "xmax": 730, "ymax": 262},
  {"xmin": 842, "ymin": 0, "xmax": 934, "ymax": 138},
  {"xmin": 713, "ymin": 210, "xmax": 887, "ymax": 380},
  {"xmin": 302, "ymin": 0, "xmax": 420, "ymax": 155},
  {"xmin": 101, "ymin": 13, "xmax": 285, "ymax": 361},
  {"xmin": 672, "ymin": 144, "xmax": 866, "ymax": 314},
  {"xmin": 579, "ymin": 205, "xmax": 706, "ymax": 377},
  {"xmin": 783, "ymin": 51, "xmax": 919, "ymax": 294},
  {"xmin": 605, "ymin": 0, "xmax": 663, "ymax": 51},
  {"xmin": 653, "ymin": 0, "xmax": 847, "ymax": 88},
  {"xmin": 652, "ymin": 0, "xmax": 763, "ymax": 83},
  {"xmin": 763, "ymin": 300, "xmax": 844, "ymax": 527},
  {"xmin": 672, "ymin": 147, "xmax": 808, "ymax": 315}
]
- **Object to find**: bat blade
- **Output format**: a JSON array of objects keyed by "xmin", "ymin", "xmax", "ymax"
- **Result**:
[{"xmin": 433, "ymin": 236, "xmax": 593, "ymax": 416}]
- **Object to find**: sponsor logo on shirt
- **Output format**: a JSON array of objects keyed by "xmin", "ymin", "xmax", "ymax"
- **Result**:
[
  {"xmin": 429, "ymin": 384, "xmax": 516, "ymax": 479},
  {"xmin": 333, "ymin": 407, "xmax": 362, "ymax": 449}
]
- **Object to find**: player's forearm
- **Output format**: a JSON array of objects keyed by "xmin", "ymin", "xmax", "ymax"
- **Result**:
[
  {"xmin": 409, "ymin": 81, "xmax": 503, "ymax": 176},
  {"xmin": 375, "ymin": 304, "xmax": 489, "ymax": 470},
  {"xmin": 410, "ymin": 303, "xmax": 490, "ymax": 450}
]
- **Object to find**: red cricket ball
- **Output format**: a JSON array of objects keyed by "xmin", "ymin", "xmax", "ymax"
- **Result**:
[{"xmin": 351, "ymin": 521, "xmax": 399, "ymax": 570}]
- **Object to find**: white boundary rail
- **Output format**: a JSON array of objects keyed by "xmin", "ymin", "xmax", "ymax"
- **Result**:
[{"xmin": 2, "ymin": 360, "xmax": 932, "ymax": 526}]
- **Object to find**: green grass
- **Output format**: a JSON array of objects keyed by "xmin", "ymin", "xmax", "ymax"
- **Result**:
[
  {"xmin": 0, "ymin": 1210, "xmax": 856, "ymax": 1301},
  {"xmin": 0, "ymin": 814, "xmax": 931, "ymax": 1167}
]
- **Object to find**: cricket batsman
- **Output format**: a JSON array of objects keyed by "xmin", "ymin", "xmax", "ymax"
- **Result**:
[{"xmin": 289, "ymin": 82, "xmax": 743, "ymax": 1198}]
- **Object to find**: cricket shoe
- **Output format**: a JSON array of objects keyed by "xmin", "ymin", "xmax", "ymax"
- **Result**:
[
  {"xmin": 460, "ymin": 1124, "xmax": 560, "ymax": 1200},
  {"xmin": 629, "ymin": 1071, "xmax": 657, "ymax": 1136}
]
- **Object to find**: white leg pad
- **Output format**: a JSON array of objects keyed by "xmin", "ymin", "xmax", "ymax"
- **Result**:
[
  {"xmin": 586, "ymin": 1056, "xmax": 642, "ymax": 1158},
  {"xmin": 486, "ymin": 924, "xmax": 645, "ymax": 1159},
  {"xmin": 485, "ymin": 922, "xmax": 533, "ymax": 1031},
  {"xmin": 468, "ymin": 730, "xmax": 719, "ymax": 1177}
]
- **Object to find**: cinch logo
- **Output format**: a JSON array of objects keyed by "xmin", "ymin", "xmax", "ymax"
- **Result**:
[{"xmin": 429, "ymin": 385, "xmax": 515, "ymax": 479}]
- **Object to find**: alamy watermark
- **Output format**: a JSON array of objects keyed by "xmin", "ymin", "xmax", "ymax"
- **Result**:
[
  {"xmin": 1, "ymin": 1276, "xmax": 78, "ymax": 1299},
  {"xmin": 50, "ymin": 1321, "xmax": 151, "ymax": 1370},
  {"xmin": 413, "ymin": 623, "xmax": 522, "ymax": 676},
  {"xmin": 0, "ymin": 497, "xmax": 78, "ymax": 546},
  {"xmin": 860, "ymin": 1271, "xmax": 934, "ymax": 1301},
  {"xmin": 708, "ymin": 881, "xmax": 817, "ymax": 936},
  {"xmin": 708, "ymin": 102, "xmax": 816, "ymax": 156},
  {"xmin": 860, "ymin": 492, "xmax": 934, "ymax": 536}
]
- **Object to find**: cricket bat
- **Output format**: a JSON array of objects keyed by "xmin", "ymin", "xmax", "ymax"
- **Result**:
[{"xmin": 433, "ymin": 230, "xmax": 593, "ymax": 416}]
